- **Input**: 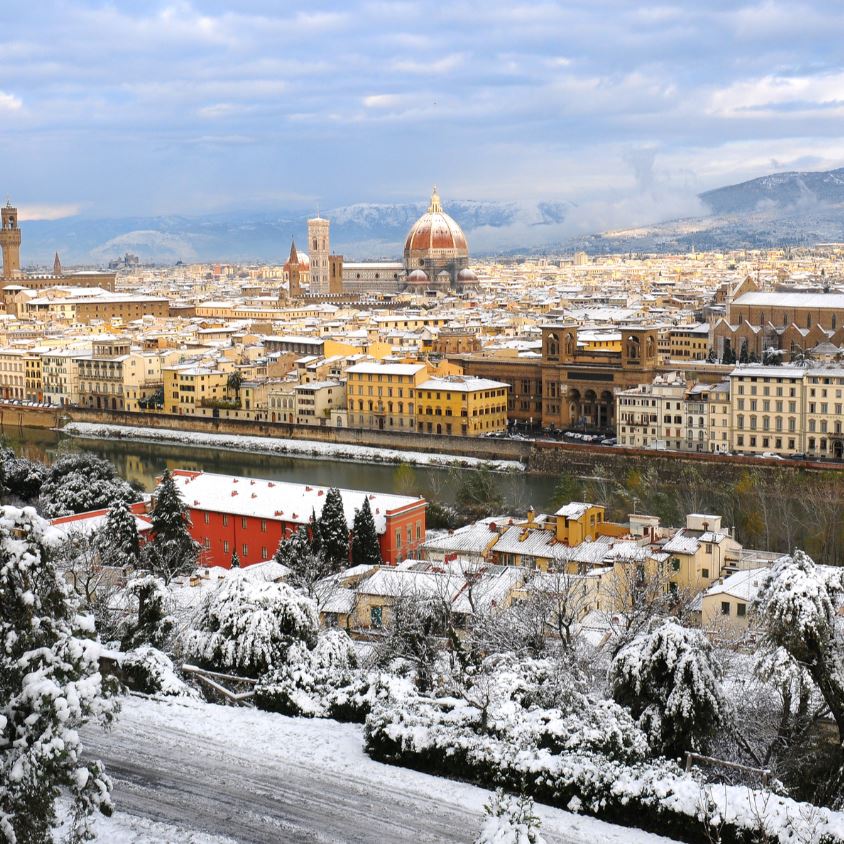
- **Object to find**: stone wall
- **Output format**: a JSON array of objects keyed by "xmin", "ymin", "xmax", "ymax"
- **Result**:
[
  {"xmin": 0, "ymin": 404, "xmax": 64, "ymax": 430},
  {"xmin": 63, "ymin": 407, "xmax": 532, "ymax": 463}
]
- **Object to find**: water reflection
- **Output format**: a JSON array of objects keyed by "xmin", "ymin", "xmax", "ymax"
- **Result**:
[{"xmin": 2, "ymin": 427, "xmax": 558, "ymax": 512}]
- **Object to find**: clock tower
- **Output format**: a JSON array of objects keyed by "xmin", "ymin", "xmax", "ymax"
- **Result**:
[{"xmin": 0, "ymin": 202, "xmax": 21, "ymax": 279}]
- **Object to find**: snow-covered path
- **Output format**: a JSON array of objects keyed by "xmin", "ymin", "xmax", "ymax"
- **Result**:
[{"xmin": 81, "ymin": 695, "xmax": 678, "ymax": 844}]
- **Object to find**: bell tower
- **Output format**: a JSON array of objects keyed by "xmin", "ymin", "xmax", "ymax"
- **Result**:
[
  {"xmin": 307, "ymin": 214, "xmax": 330, "ymax": 295},
  {"xmin": 0, "ymin": 202, "xmax": 21, "ymax": 279}
]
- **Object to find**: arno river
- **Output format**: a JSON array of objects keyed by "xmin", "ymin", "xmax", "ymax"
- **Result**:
[{"xmin": 4, "ymin": 427, "xmax": 559, "ymax": 513}]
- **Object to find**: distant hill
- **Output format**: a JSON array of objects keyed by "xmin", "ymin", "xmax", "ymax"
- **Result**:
[
  {"xmin": 19, "ymin": 200, "xmax": 574, "ymax": 266},
  {"xmin": 699, "ymin": 168, "xmax": 844, "ymax": 215},
  {"xmin": 18, "ymin": 166, "xmax": 844, "ymax": 266}
]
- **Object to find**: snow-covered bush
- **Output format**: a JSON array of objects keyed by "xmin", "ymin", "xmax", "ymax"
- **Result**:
[
  {"xmin": 39, "ymin": 452, "xmax": 135, "ymax": 518},
  {"xmin": 0, "ymin": 448, "xmax": 46, "ymax": 502},
  {"xmin": 610, "ymin": 617, "xmax": 728, "ymax": 758},
  {"xmin": 0, "ymin": 506, "xmax": 117, "ymax": 844},
  {"xmin": 463, "ymin": 657, "xmax": 649, "ymax": 764},
  {"xmin": 476, "ymin": 789, "xmax": 545, "ymax": 844},
  {"xmin": 181, "ymin": 572, "xmax": 318, "ymax": 677},
  {"xmin": 364, "ymin": 695, "xmax": 844, "ymax": 844},
  {"xmin": 119, "ymin": 646, "xmax": 199, "ymax": 699},
  {"xmin": 255, "ymin": 629, "xmax": 358, "ymax": 717},
  {"xmin": 324, "ymin": 670, "xmax": 418, "ymax": 723}
]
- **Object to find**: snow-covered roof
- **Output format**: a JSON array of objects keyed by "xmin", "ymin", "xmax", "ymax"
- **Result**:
[
  {"xmin": 422, "ymin": 517, "xmax": 506, "ymax": 556},
  {"xmin": 417, "ymin": 376, "xmax": 509, "ymax": 392},
  {"xmin": 553, "ymin": 502, "xmax": 593, "ymax": 520},
  {"xmin": 703, "ymin": 567, "xmax": 769, "ymax": 602},
  {"xmin": 169, "ymin": 470, "xmax": 424, "ymax": 533},
  {"xmin": 492, "ymin": 527, "xmax": 614, "ymax": 565},
  {"xmin": 662, "ymin": 528, "xmax": 728, "ymax": 555},
  {"xmin": 345, "ymin": 362, "xmax": 426, "ymax": 376},
  {"xmin": 734, "ymin": 291, "xmax": 844, "ymax": 309}
]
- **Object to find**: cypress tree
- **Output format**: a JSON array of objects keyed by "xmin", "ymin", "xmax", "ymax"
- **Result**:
[
  {"xmin": 230, "ymin": 549, "xmax": 241, "ymax": 569},
  {"xmin": 352, "ymin": 496, "xmax": 382, "ymax": 566},
  {"xmin": 319, "ymin": 487, "xmax": 349, "ymax": 570},
  {"xmin": 308, "ymin": 508, "xmax": 322, "ymax": 557}
]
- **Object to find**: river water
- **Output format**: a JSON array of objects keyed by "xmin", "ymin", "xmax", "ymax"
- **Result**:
[{"xmin": 3, "ymin": 427, "xmax": 559, "ymax": 512}]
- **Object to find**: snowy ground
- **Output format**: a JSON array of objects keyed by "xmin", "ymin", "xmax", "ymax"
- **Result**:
[
  {"xmin": 62, "ymin": 422, "xmax": 523, "ymax": 472},
  {"xmin": 77, "ymin": 694, "xmax": 679, "ymax": 844}
]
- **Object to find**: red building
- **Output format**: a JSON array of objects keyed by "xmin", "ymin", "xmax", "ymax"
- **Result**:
[
  {"xmin": 164, "ymin": 470, "xmax": 427, "ymax": 568},
  {"xmin": 49, "ymin": 501, "xmax": 153, "ymax": 541}
]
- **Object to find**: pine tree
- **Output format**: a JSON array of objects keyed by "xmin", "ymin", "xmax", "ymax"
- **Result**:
[
  {"xmin": 145, "ymin": 468, "xmax": 199, "ymax": 582},
  {"xmin": 230, "ymin": 549, "xmax": 240, "ymax": 569},
  {"xmin": 0, "ymin": 506, "xmax": 116, "ymax": 842},
  {"xmin": 352, "ymin": 496, "xmax": 381, "ymax": 566},
  {"xmin": 99, "ymin": 499, "xmax": 140, "ymax": 566},
  {"xmin": 318, "ymin": 487, "xmax": 348, "ymax": 570}
]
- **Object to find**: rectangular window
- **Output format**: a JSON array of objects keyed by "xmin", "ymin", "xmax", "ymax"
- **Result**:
[
  {"xmin": 370, "ymin": 606, "xmax": 383, "ymax": 629},
  {"xmin": 261, "ymin": 519, "xmax": 267, "ymax": 532},
  {"xmin": 241, "ymin": 517, "xmax": 248, "ymax": 529},
  {"xmin": 395, "ymin": 529, "xmax": 401, "ymax": 549},
  {"xmin": 242, "ymin": 544, "xmax": 248, "ymax": 557},
  {"xmin": 223, "ymin": 541, "xmax": 229, "ymax": 553},
  {"xmin": 223, "ymin": 514, "xmax": 229, "ymax": 527},
  {"xmin": 736, "ymin": 603, "xmax": 747, "ymax": 617},
  {"xmin": 261, "ymin": 546, "xmax": 268, "ymax": 559},
  {"xmin": 701, "ymin": 568, "xmax": 709, "ymax": 579},
  {"xmin": 204, "ymin": 512, "xmax": 210, "ymax": 524},
  {"xmin": 721, "ymin": 601, "xmax": 730, "ymax": 616}
]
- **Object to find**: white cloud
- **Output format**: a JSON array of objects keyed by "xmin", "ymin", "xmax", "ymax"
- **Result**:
[
  {"xmin": 0, "ymin": 90, "xmax": 22, "ymax": 111},
  {"xmin": 709, "ymin": 71, "xmax": 844, "ymax": 117},
  {"xmin": 18, "ymin": 203, "xmax": 81, "ymax": 221}
]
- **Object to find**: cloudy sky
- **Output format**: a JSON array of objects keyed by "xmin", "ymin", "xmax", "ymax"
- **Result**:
[{"xmin": 1, "ymin": 0, "xmax": 843, "ymax": 224}]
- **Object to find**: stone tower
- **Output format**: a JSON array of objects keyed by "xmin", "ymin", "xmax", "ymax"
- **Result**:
[
  {"xmin": 0, "ymin": 202, "xmax": 21, "ymax": 279},
  {"xmin": 307, "ymin": 215, "xmax": 329, "ymax": 295},
  {"xmin": 287, "ymin": 239, "xmax": 301, "ymax": 299},
  {"xmin": 53, "ymin": 252, "xmax": 62, "ymax": 276}
]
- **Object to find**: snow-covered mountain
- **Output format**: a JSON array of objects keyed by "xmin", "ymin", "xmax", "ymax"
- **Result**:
[
  {"xmin": 19, "ymin": 200, "xmax": 574, "ymax": 266},
  {"xmin": 19, "ymin": 166, "xmax": 844, "ymax": 266}
]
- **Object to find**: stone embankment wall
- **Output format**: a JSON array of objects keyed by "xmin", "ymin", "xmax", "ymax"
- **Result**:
[{"xmin": 63, "ymin": 407, "xmax": 532, "ymax": 463}]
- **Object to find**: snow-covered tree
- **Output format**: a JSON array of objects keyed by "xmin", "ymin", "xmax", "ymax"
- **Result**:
[
  {"xmin": 755, "ymin": 550, "xmax": 844, "ymax": 742},
  {"xmin": 119, "ymin": 575, "xmax": 176, "ymax": 651},
  {"xmin": 0, "ymin": 506, "xmax": 116, "ymax": 843},
  {"xmin": 351, "ymin": 497, "xmax": 381, "ymax": 566},
  {"xmin": 145, "ymin": 469, "xmax": 199, "ymax": 582},
  {"xmin": 39, "ymin": 453, "xmax": 135, "ymax": 518},
  {"xmin": 181, "ymin": 574, "xmax": 319, "ymax": 677},
  {"xmin": 276, "ymin": 527, "xmax": 332, "ymax": 598},
  {"xmin": 610, "ymin": 617, "xmax": 728, "ymax": 758},
  {"xmin": 318, "ymin": 488, "xmax": 348, "ymax": 570},
  {"xmin": 230, "ymin": 549, "xmax": 240, "ymax": 569},
  {"xmin": 476, "ymin": 789, "xmax": 546, "ymax": 844},
  {"xmin": 97, "ymin": 500, "xmax": 140, "ymax": 567}
]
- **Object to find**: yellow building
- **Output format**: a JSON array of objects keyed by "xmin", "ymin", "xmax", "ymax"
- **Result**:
[
  {"xmin": 345, "ymin": 362, "xmax": 428, "ymax": 431},
  {"xmin": 698, "ymin": 567, "xmax": 765, "ymax": 632},
  {"xmin": 662, "ymin": 513, "xmax": 741, "ymax": 593},
  {"xmin": 668, "ymin": 324, "xmax": 710, "ymax": 361},
  {"xmin": 0, "ymin": 348, "xmax": 27, "ymax": 400},
  {"xmin": 163, "ymin": 365, "xmax": 230, "ymax": 415},
  {"xmin": 415, "ymin": 375, "xmax": 509, "ymax": 436},
  {"xmin": 24, "ymin": 352, "xmax": 43, "ymax": 401}
]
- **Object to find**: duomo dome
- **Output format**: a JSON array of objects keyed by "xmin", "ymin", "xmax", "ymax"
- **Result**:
[{"xmin": 402, "ymin": 187, "xmax": 471, "ymax": 291}]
